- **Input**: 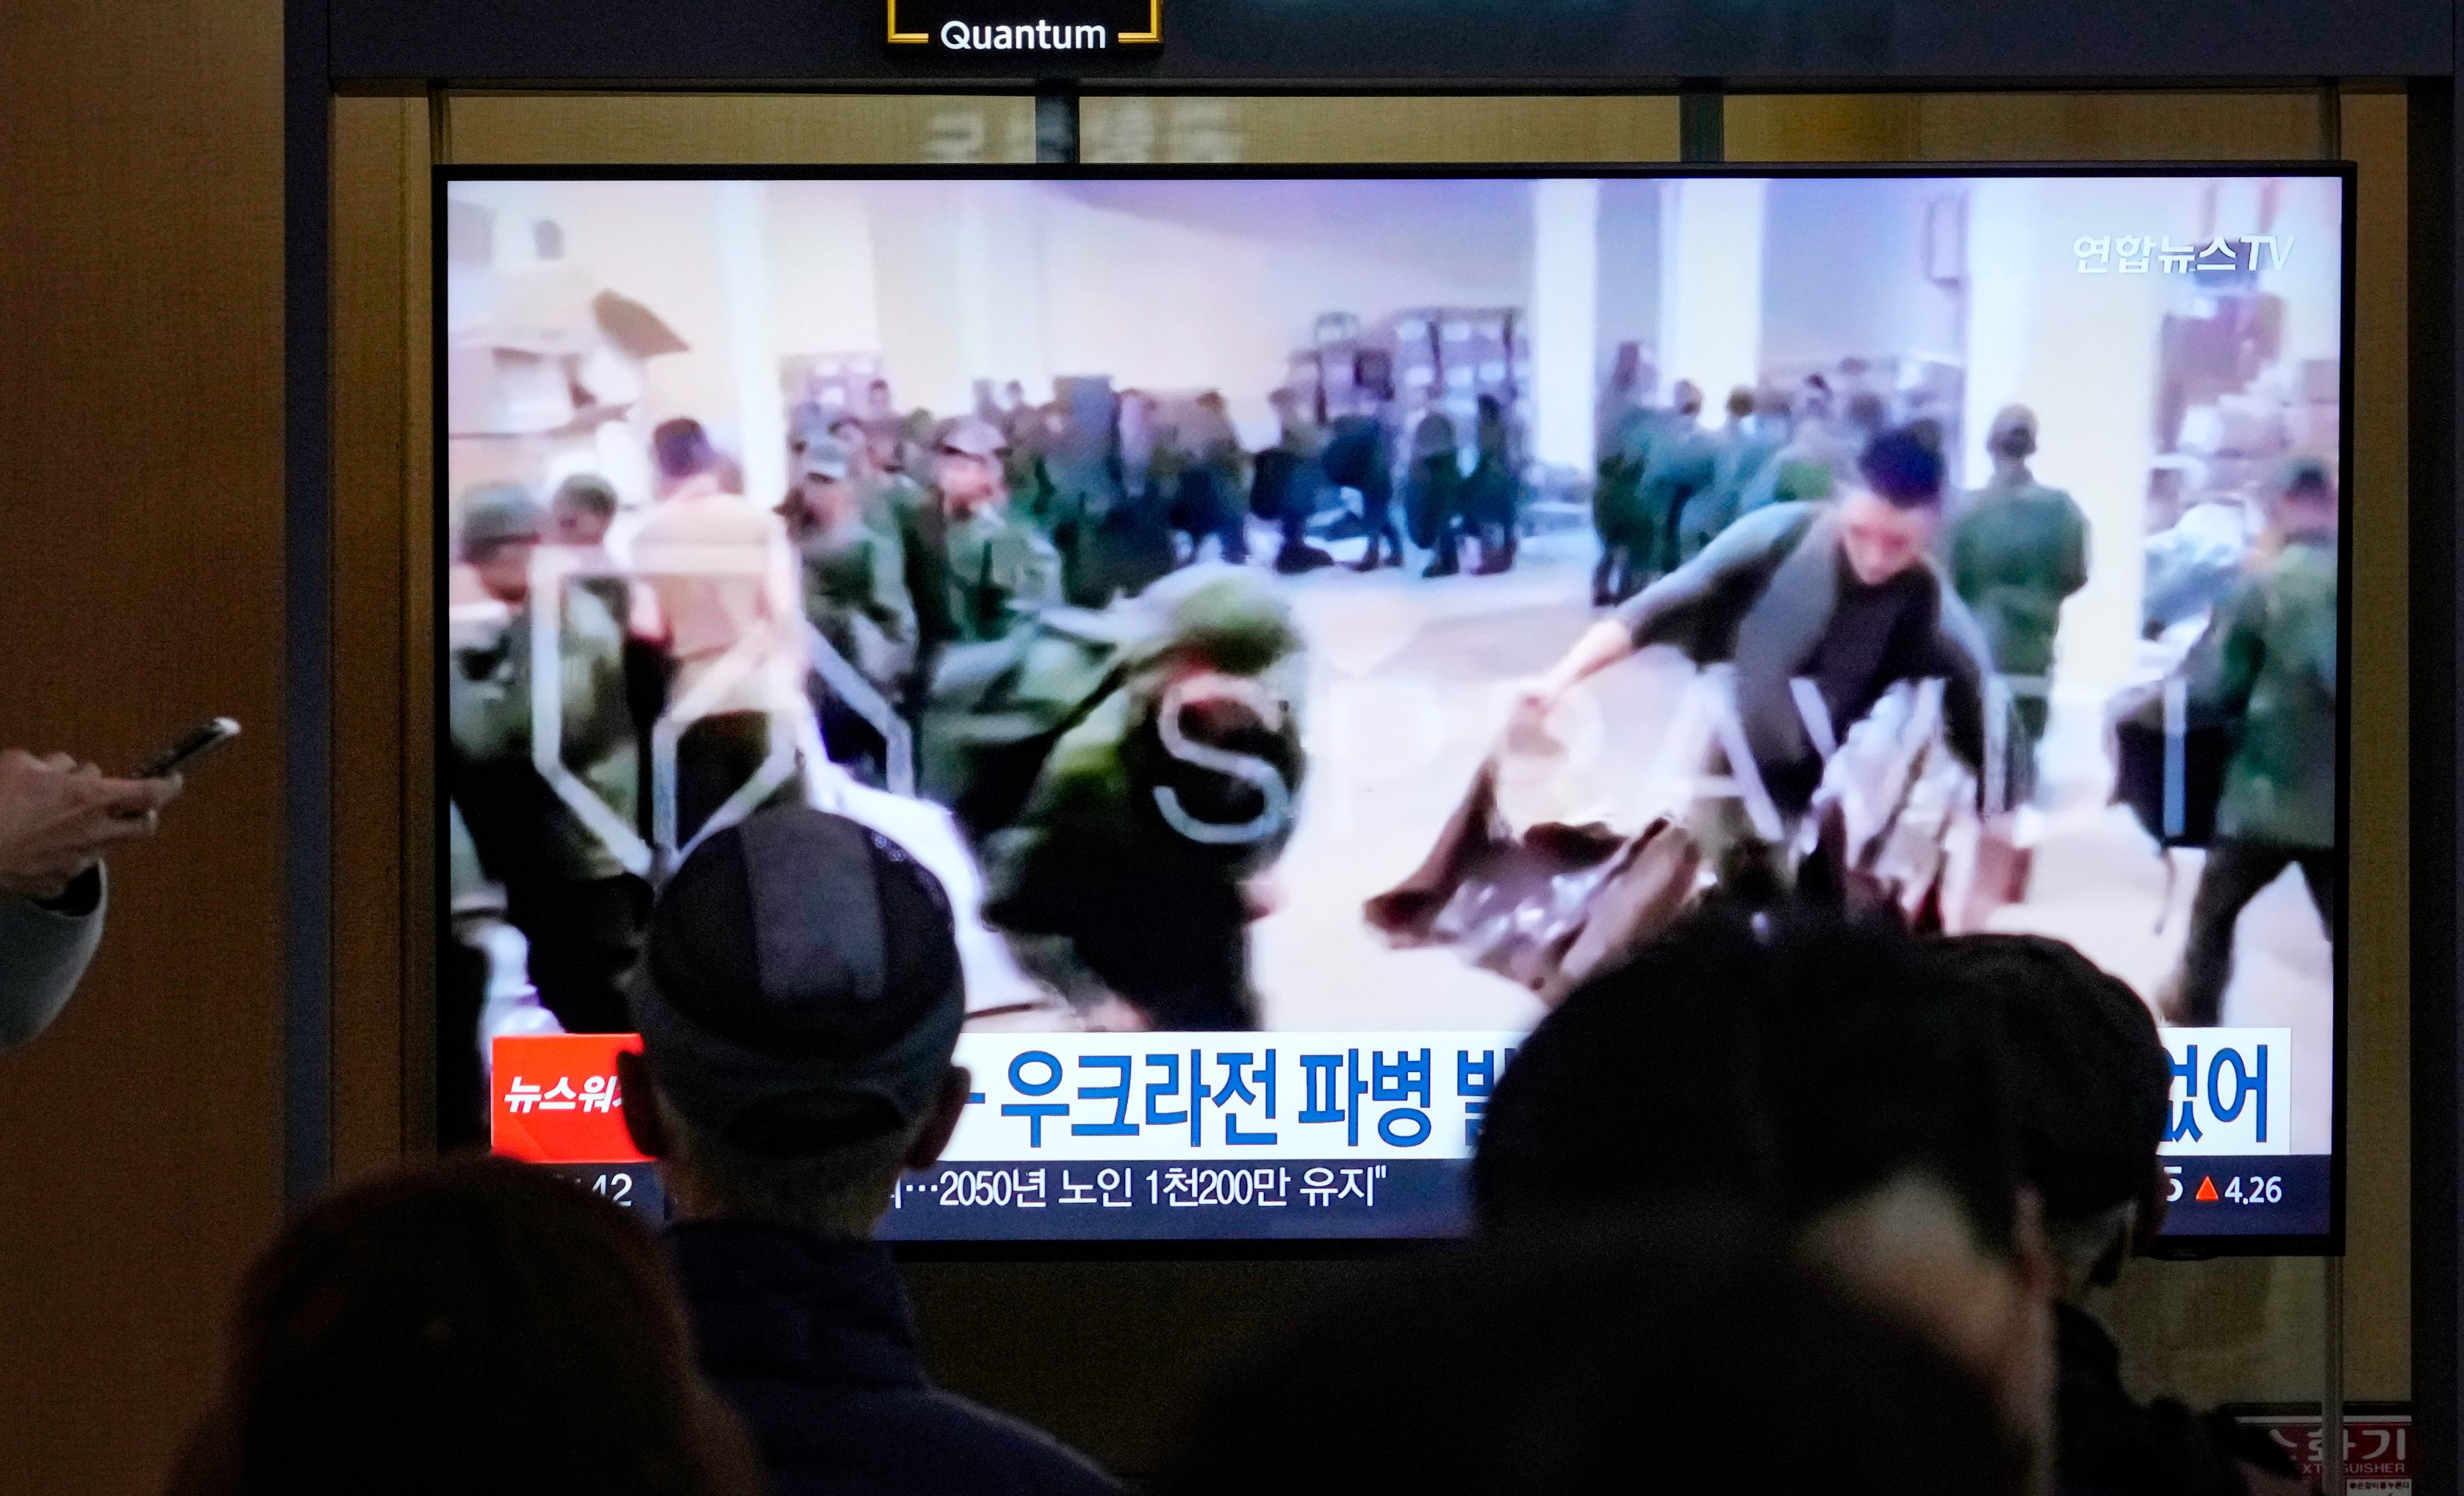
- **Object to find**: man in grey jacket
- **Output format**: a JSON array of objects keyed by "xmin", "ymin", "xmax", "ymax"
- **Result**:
[
  {"xmin": 1523, "ymin": 428, "xmax": 2003, "ymax": 876},
  {"xmin": 0, "ymin": 748, "xmax": 180, "ymax": 1048}
]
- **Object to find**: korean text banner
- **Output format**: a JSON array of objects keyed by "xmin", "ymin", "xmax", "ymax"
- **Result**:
[{"xmin": 938, "ymin": 1031, "xmax": 1520, "ymax": 1162}]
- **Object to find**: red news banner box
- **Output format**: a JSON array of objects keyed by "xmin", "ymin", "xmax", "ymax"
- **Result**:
[{"xmin": 491, "ymin": 1034, "xmax": 649, "ymax": 1165}]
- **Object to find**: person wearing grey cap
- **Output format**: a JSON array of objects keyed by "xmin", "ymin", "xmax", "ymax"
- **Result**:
[
  {"xmin": 1934, "ymin": 935, "xmax": 2305, "ymax": 1496},
  {"xmin": 1944, "ymin": 406, "xmax": 2090, "ymax": 807},
  {"xmin": 784, "ymin": 432, "xmax": 917, "ymax": 700},
  {"xmin": 614, "ymin": 806, "xmax": 1122, "ymax": 1496},
  {"xmin": 448, "ymin": 482, "xmax": 645, "ymax": 1035},
  {"xmin": 784, "ymin": 431, "xmax": 919, "ymax": 790},
  {"xmin": 550, "ymin": 472, "xmax": 633, "ymax": 628},
  {"xmin": 933, "ymin": 416, "xmax": 1061, "ymax": 646},
  {"xmin": 2160, "ymin": 457, "xmax": 2339, "ymax": 1027},
  {"xmin": 822, "ymin": 410, "xmax": 950, "ymax": 701}
]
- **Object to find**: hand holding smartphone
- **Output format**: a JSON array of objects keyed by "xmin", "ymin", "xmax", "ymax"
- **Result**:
[
  {"xmin": 133, "ymin": 717, "xmax": 240, "ymax": 780},
  {"xmin": 0, "ymin": 721, "xmax": 215, "ymax": 901}
]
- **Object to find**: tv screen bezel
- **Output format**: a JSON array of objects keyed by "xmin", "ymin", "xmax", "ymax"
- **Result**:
[{"xmin": 432, "ymin": 159, "xmax": 2356, "ymax": 1261}]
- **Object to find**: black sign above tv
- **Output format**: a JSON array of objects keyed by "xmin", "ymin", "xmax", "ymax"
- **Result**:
[
  {"xmin": 887, "ymin": 0, "xmax": 1160, "ymax": 55},
  {"xmin": 327, "ymin": 0, "xmax": 2441, "ymax": 85}
]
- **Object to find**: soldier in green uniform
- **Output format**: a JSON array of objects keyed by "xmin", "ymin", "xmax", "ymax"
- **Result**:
[
  {"xmin": 821, "ymin": 410, "xmax": 950, "ymax": 697},
  {"xmin": 898, "ymin": 407, "xmax": 938, "ymax": 481},
  {"xmin": 1677, "ymin": 387, "xmax": 1784, "ymax": 566},
  {"xmin": 2163, "ymin": 458, "xmax": 2340, "ymax": 1026},
  {"xmin": 1406, "ymin": 388, "xmax": 1464, "ymax": 576},
  {"xmin": 1100, "ymin": 387, "xmax": 1182, "ymax": 601},
  {"xmin": 781, "ymin": 434, "xmax": 917, "ymax": 786},
  {"xmin": 1171, "ymin": 389, "xmax": 1252, "ymax": 565},
  {"xmin": 1944, "ymin": 405, "xmax": 2091, "ymax": 802},
  {"xmin": 1323, "ymin": 389, "xmax": 1403, "ymax": 573},
  {"xmin": 917, "ymin": 603, "xmax": 1131, "ymax": 846},
  {"xmin": 1591, "ymin": 389, "xmax": 1663, "ymax": 604},
  {"xmin": 1002, "ymin": 401, "xmax": 1058, "ymax": 528},
  {"xmin": 935, "ymin": 416, "xmax": 1062, "ymax": 646},
  {"xmin": 783, "ymin": 434, "xmax": 916, "ymax": 688},
  {"xmin": 1736, "ymin": 377, "xmax": 1857, "ymax": 519},
  {"xmin": 1261, "ymin": 386, "xmax": 1336, "ymax": 576},
  {"xmin": 1460, "ymin": 393, "xmax": 1524, "ymax": 575},
  {"xmin": 974, "ymin": 568, "xmax": 1308, "ymax": 1030},
  {"xmin": 446, "ymin": 484, "xmax": 645, "ymax": 1035},
  {"xmin": 1040, "ymin": 378, "xmax": 1131, "ymax": 606},
  {"xmin": 547, "ymin": 473, "xmax": 632, "ymax": 630},
  {"xmin": 1633, "ymin": 381, "xmax": 1721, "ymax": 587}
]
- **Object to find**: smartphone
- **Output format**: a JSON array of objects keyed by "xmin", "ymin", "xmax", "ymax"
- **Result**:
[{"xmin": 133, "ymin": 717, "xmax": 241, "ymax": 779}]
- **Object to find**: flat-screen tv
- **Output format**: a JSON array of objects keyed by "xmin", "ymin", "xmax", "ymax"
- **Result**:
[{"xmin": 442, "ymin": 165, "xmax": 2350, "ymax": 1253}]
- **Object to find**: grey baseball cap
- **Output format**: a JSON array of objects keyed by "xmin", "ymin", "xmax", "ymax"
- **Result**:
[
  {"xmin": 797, "ymin": 434, "xmax": 855, "ymax": 482},
  {"xmin": 459, "ymin": 484, "xmax": 544, "ymax": 558},
  {"xmin": 627, "ymin": 807, "xmax": 966, "ymax": 1155},
  {"xmin": 938, "ymin": 416, "xmax": 1006, "ymax": 460}
]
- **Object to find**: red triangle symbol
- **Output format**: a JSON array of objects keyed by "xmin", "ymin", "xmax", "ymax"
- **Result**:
[{"xmin": 2194, "ymin": 1176, "xmax": 2220, "ymax": 1202}]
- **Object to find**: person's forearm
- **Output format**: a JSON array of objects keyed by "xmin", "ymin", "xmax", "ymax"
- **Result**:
[
  {"xmin": 1542, "ymin": 620, "xmax": 1638, "ymax": 698},
  {"xmin": 0, "ymin": 869, "xmax": 106, "ymax": 1049}
]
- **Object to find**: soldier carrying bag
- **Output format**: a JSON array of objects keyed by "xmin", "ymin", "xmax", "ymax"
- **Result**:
[{"xmin": 919, "ymin": 619, "xmax": 1132, "ymax": 845}]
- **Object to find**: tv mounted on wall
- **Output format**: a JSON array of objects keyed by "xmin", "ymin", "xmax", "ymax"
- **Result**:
[{"xmin": 440, "ymin": 164, "xmax": 2351, "ymax": 1255}]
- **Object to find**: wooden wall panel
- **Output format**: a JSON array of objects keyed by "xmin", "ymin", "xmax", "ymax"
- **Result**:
[
  {"xmin": 1909, "ymin": 91, "xmax": 2335, "ymax": 161},
  {"xmin": 446, "ymin": 92, "xmax": 1038, "ymax": 164},
  {"xmin": 1728, "ymin": 91, "xmax": 2332, "ymax": 162},
  {"xmin": 331, "ymin": 94, "xmax": 436, "ymax": 1179},
  {"xmin": 1725, "ymin": 94, "xmax": 1927, "ymax": 162},
  {"xmin": 1081, "ymin": 94, "xmax": 1680, "ymax": 162},
  {"xmin": 0, "ymin": 0, "xmax": 287, "ymax": 1491},
  {"xmin": 2338, "ymin": 87, "xmax": 2410, "ymax": 1404}
]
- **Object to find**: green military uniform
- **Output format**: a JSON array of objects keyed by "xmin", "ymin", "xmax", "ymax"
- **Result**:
[
  {"xmin": 1463, "ymin": 400, "xmax": 1521, "ymax": 538},
  {"xmin": 796, "ymin": 509, "xmax": 921, "ymax": 789},
  {"xmin": 447, "ymin": 581, "xmax": 646, "ymax": 1035},
  {"xmin": 1678, "ymin": 423, "xmax": 1785, "ymax": 565},
  {"xmin": 798, "ymin": 517, "xmax": 917, "ymax": 693},
  {"xmin": 1635, "ymin": 423, "xmax": 1721, "ymax": 582},
  {"xmin": 1405, "ymin": 408, "xmax": 1461, "ymax": 551},
  {"xmin": 873, "ymin": 472, "xmax": 952, "ymax": 658},
  {"xmin": 918, "ymin": 605, "xmax": 1132, "ymax": 842},
  {"xmin": 2204, "ymin": 534, "xmax": 2337, "ymax": 848},
  {"xmin": 1143, "ymin": 434, "xmax": 1192, "ymax": 549},
  {"xmin": 1945, "ymin": 479, "xmax": 2090, "ymax": 787},
  {"xmin": 1594, "ymin": 405, "xmax": 1657, "ymax": 545},
  {"xmin": 972, "ymin": 571, "xmax": 1307, "ymax": 1030},
  {"xmin": 1734, "ymin": 439, "xmax": 1844, "ymax": 519},
  {"xmin": 2172, "ymin": 531, "xmax": 2339, "ymax": 1024},
  {"xmin": 1058, "ymin": 437, "xmax": 1179, "ymax": 608},
  {"xmin": 1002, "ymin": 438, "xmax": 1048, "ymax": 513},
  {"xmin": 1592, "ymin": 405, "xmax": 1660, "ymax": 602},
  {"xmin": 1172, "ymin": 424, "xmax": 1251, "ymax": 564},
  {"xmin": 1037, "ymin": 383, "xmax": 1149, "ymax": 608},
  {"xmin": 943, "ymin": 504, "xmax": 1063, "ymax": 645},
  {"xmin": 449, "ymin": 584, "xmax": 638, "ymax": 885}
]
